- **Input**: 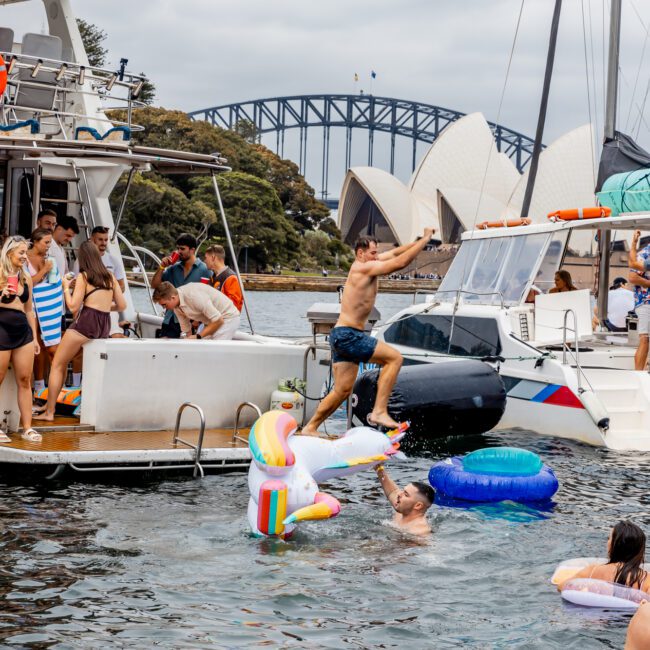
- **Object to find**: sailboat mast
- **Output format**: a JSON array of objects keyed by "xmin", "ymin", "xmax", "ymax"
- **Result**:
[
  {"xmin": 520, "ymin": 0, "xmax": 562, "ymax": 220},
  {"xmin": 597, "ymin": 0, "xmax": 622, "ymax": 325}
]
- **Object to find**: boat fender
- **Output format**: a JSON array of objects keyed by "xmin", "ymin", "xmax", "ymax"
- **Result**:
[
  {"xmin": 561, "ymin": 578, "xmax": 646, "ymax": 609},
  {"xmin": 580, "ymin": 391, "xmax": 610, "ymax": 431}
]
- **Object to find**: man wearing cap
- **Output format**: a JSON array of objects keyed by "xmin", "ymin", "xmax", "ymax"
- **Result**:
[{"xmin": 606, "ymin": 276, "xmax": 634, "ymax": 332}]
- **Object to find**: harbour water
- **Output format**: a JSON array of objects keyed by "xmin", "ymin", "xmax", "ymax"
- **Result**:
[{"xmin": 1, "ymin": 292, "xmax": 646, "ymax": 647}]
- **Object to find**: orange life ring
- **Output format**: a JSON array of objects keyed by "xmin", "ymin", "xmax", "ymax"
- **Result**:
[
  {"xmin": 477, "ymin": 218, "xmax": 531, "ymax": 230},
  {"xmin": 0, "ymin": 55, "xmax": 7, "ymax": 96},
  {"xmin": 547, "ymin": 206, "xmax": 611, "ymax": 222}
]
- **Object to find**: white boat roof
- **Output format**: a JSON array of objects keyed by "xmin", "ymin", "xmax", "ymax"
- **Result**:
[{"xmin": 462, "ymin": 213, "xmax": 650, "ymax": 240}]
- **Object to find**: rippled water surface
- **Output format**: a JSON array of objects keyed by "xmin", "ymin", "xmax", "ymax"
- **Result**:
[{"xmin": 3, "ymin": 292, "xmax": 647, "ymax": 647}]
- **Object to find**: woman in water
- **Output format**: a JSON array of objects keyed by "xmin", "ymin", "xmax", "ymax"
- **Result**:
[
  {"xmin": 560, "ymin": 521, "xmax": 650, "ymax": 592},
  {"xmin": 549, "ymin": 270, "xmax": 577, "ymax": 293},
  {"xmin": 0, "ymin": 236, "xmax": 41, "ymax": 442},
  {"xmin": 36, "ymin": 241, "xmax": 126, "ymax": 422}
]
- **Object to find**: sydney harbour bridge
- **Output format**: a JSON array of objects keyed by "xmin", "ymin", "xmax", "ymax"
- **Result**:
[{"xmin": 188, "ymin": 94, "xmax": 536, "ymax": 209}]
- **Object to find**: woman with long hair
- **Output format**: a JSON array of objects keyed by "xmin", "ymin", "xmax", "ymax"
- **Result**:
[
  {"xmin": 549, "ymin": 270, "xmax": 577, "ymax": 293},
  {"xmin": 559, "ymin": 521, "xmax": 650, "ymax": 592},
  {"xmin": 0, "ymin": 236, "xmax": 41, "ymax": 442},
  {"xmin": 27, "ymin": 228, "xmax": 64, "ymax": 391},
  {"xmin": 36, "ymin": 240, "xmax": 126, "ymax": 422}
]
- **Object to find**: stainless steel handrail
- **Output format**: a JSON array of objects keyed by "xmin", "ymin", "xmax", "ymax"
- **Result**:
[
  {"xmin": 412, "ymin": 289, "xmax": 438, "ymax": 304},
  {"xmin": 117, "ymin": 233, "xmax": 162, "ymax": 316},
  {"xmin": 172, "ymin": 402, "xmax": 206, "ymax": 478},
  {"xmin": 453, "ymin": 289, "xmax": 506, "ymax": 309},
  {"xmin": 562, "ymin": 309, "xmax": 583, "ymax": 392},
  {"xmin": 232, "ymin": 402, "xmax": 262, "ymax": 445}
]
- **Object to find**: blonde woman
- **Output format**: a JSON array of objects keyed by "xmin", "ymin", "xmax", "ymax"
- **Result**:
[{"xmin": 0, "ymin": 236, "xmax": 41, "ymax": 442}]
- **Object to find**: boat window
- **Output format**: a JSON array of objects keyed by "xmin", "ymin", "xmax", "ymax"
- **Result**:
[
  {"xmin": 437, "ymin": 233, "xmax": 549, "ymax": 305},
  {"xmin": 384, "ymin": 314, "xmax": 501, "ymax": 357},
  {"xmin": 535, "ymin": 231, "xmax": 569, "ymax": 293}
]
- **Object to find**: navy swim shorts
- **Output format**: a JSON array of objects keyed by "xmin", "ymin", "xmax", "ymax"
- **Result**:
[{"xmin": 329, "ymin": 326, "xmax": 378, "ymax": 364}]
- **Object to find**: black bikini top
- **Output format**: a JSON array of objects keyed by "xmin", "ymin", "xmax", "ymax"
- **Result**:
[{"xmin": 1, "ymin": 282, "xmax": 29, "ymax": 305}]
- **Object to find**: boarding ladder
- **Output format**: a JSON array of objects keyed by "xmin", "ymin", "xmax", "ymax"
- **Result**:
[{"xmin": 172, "ymin": 402, "xmax": 207, "ymax": 478}]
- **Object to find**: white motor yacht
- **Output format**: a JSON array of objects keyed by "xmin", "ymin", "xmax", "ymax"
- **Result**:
[{"xmin": 0, "ymin": 0, "xmax": 332, "ymax": 476}]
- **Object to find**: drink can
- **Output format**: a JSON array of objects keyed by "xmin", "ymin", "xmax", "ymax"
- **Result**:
[{"xmin": 6, "ymin": 275, "xmax": 18, "ymax": 294}]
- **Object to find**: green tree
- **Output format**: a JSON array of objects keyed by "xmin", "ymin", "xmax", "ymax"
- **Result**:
[
  {"xmin": 234, "ymin": 119, "xmax": 258, "ymax": 144},
  {"xmin": 135, "ymin": 73, "xmax": 156, "ymax": 106},
  {"xmin": 76, "ymin": 19, "xmax": 107, "ymax": 67}
]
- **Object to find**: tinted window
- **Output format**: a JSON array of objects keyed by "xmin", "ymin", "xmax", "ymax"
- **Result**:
[{"xmin": 384, "ymin": 314, "xmax": 501, "ymax": 357}]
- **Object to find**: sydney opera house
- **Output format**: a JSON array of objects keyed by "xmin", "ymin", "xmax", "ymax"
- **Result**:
[{"xmin": 337, "ymin": 113, "xmax": 598, "ymax": 253}]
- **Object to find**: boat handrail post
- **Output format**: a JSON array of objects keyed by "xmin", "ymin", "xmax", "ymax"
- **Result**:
[
  {"xmin": 233, "ymin": 402, "xmax": 262, "ymax": 445},
  {"xmin": 562, "ymin": 308, "xmax": 582, "ymax": 392},
  {"xmin": 210, "ymin": 171, "xmax": 254, "ymax": 334},
  {"xmin": 112, "ymin": 166, "xmax": 137, "ymax": 241},
  {"xmin": 172, "ymin": 402, "xmax": 206, "ymax": 478},
  {"xmin": 116, "ymin": 232, "xmax": 161, "ymax": 315}
]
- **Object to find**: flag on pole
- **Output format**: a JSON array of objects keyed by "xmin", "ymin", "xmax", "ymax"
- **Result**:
[
  {"xmin": 371, "ymin": 70, "xmax": 377, "ymax": 79},
  {"xmin": 354, "ymin": 73, "xmax": 359, "ymax": 82}
]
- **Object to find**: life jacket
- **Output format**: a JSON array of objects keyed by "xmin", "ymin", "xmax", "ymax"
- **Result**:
[
  {"xmin": 212, "ymin": 266, "xmax": 243, "ymax": 312},
  {"xmin": 212, "ymin": 266, "xmax": 236, "ymax": 291}
]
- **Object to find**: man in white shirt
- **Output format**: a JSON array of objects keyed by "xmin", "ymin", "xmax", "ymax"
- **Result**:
[
  {"xmin": 152, "ymin": 281, "xmax": 240, "ymax": 340},
  {"xmin": 607, "ymin": 276, "xmax": 635, "ymax": 331},
  {"xmin": 49, "ymin": 216, "xmax": 79, "ymax": 277}
]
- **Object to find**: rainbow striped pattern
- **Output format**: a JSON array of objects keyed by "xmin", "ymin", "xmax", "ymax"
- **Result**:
[
  {"xmin": 283, "ymin": 492, "xmax": 341, "ymax": 525},
  {"xmin": 34, "ymin": 387, "xmax": 82, "ymax": 416},
  {"xmin": 249, "ymin": 410, "xmax": 297, "ymax": 469},
  {"xmin": 257, "ymin": 479, "xmax": 288, "ymax": 536}
]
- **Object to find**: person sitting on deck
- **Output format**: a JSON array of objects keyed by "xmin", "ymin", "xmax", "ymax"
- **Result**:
[
  {"xmin": 558, "ymin": 521, "xmax": 650, "ymax": 593},
  {"xmin": 549, "ymin": 270, "xmax": 577, "ymax": 293},
  {"xmin": 152, "ymin": 281, "xmax": 240, "ymax": 340},
  {"xmin": 606, "ymin": 276, "xmax": 635, "ymax": 332},
  {"xmin": 151, "ymin": 233, "xmax": 211, "ymax": 338},
  {"xmin": 374, "ymin": 464, "xmax": 433, "ymax": 536},
  {"xmin": 203, "ymin": 244, "xmax": 243, "ymax": 312}
]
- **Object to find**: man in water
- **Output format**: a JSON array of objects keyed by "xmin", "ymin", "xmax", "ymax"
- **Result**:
[
  {"xmin": 301, "ymin": 229, "xmax": 435, "ymax": 435},
  {"xmin": 375, "ymin": 464, "xmax": 433, "ymax": 536}
]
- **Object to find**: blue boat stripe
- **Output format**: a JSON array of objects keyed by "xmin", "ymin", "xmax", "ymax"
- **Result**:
[{"xmin": 531, "ymin": 384, "xmax": 559, "ymax": 402}]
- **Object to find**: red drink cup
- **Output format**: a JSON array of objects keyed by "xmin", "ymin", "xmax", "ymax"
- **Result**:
[
  {"xmin": 169, "ymin": 251, "xmax": 180, "ymax": 265},
  {"xmin": 6, "ymin": 275, "xmax": 18, "ymax": 294},
  {"xmin": 200, "ymin": 277, "xmax": 211, "ymax": 285}
]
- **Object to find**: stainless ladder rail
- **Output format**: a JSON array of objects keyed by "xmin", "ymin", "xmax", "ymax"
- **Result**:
[
  {"xmin": 172, "ymin": 402, "xmax": 207, "ymax": 478},
  {"xmin": 232, "ymin": 402, "xmax": 262, "ymax": 445}
]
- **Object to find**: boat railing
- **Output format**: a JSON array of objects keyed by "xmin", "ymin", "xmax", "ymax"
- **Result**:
[
  {"xmin": 453, "ymin": 289, "xmax": 506, "ymax": 309},
  {"xmin": 232, "ymin": 402, "xmax": 262, "ymax": 446},
  {"xmin": 413, "ymin": 289, "xmax": 438, "ymax": 304},
  {"xmin": 172, "ymin": 402, "xmax": 207, "ymax": 478},
  {"xmin": 117, "ymin": 232, "xmax": 162, "ymax": 316},
  {"xmin": 0, "ymin": 51, "xmax": 147, "ymax": 137},
  {"xmin": 562, "ymin": 309, "xmax": 590, "ymax": 393}
]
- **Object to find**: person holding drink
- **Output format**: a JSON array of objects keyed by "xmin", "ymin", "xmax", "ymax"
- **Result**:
[
  {"xmin": 151, "ymin": 233, "xmax": 211, "ymax": 338},
  {"xmin": 0, "ymin": 236, "xmax": 41, "ymax": 442}
]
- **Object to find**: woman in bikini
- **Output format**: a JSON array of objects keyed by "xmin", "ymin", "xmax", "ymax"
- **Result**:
[
  {"xmin": 37, "ymin": 240, "xmax": 126, "ymax": 422},
  {"xmin": 559, "ymin": 520, "xmax": 650, "ymax": 593},
  {"xmin": 0, "ymin": 236, "xmax": 41, "ymax": 442}
]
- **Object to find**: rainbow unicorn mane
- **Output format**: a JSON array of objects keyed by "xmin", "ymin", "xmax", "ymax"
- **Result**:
[{"xmin": 249, "ymin": 410, "xmax": 297, "ymax": 469}]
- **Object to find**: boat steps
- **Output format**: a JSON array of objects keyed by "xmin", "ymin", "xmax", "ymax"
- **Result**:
[
  {"xmin": 606, "ymin": 408, "xmax": 644, "ymax": 429},
  {"xmin": 591, "ymin": 386, "xmax": 641, "ymax": 408}
]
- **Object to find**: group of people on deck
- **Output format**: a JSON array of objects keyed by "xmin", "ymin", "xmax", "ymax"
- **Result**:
[
  {"xmin": 0, "ymin": 210, "xmax": 127, "ymax": 442},
  {"xmin": 0, "ymin": 220, "xmax": 243, "ymax": 443}
]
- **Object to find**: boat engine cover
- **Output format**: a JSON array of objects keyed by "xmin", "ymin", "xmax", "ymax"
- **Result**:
[{"xmin": 351, "ymin": 360, "xmax": 506, "ymax": 438}]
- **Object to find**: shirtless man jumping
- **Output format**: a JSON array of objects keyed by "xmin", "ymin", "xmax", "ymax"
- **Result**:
[
  {"xmin": 375, "ymin": 464, "xmax": 433, "ymax": 536},
  {"xmin": 301, "ymin": 229, "xmax": 435, "ymax": 436}
]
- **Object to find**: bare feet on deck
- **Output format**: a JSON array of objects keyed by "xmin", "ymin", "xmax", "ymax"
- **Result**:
[
  {"xmin": 299, "ymin": 426, "xmax": 321, "ymax": 437},
  {"xmin": 367, "ymin": 411, "xmax": 401, "ymax": 431},
  {"xmin": 34, "ymin": 410, "xmax": 56, "ymax": 422}
]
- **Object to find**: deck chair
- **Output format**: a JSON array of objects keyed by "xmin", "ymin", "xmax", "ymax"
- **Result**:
[
  {"xmin": 14, "ymin": 33, "xmax": 63, "ymax": 128},
  {"xmin": 0, "ymin": 27, "xmax": 14, "ymax": 55}
]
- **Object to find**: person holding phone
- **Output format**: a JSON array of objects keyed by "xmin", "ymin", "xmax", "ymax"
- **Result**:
[{"xmin": 0, "ymin": 236, "xmax": 41, "ymax": 442}]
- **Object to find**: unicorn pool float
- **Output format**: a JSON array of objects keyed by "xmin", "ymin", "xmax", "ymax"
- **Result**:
[{"xmin": 247, "ymin": 410, "xmax": 408, "ymax": 538}]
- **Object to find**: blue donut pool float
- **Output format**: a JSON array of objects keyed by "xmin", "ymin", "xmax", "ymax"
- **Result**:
[{"xmin": 428, "ymin": 447, "xmax": 558, "ymax": 503}]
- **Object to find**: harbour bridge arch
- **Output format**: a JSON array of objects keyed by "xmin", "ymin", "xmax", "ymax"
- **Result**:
[{"xmin": 188, "ymin": 94, "xmax": 536, "ymax": 205}]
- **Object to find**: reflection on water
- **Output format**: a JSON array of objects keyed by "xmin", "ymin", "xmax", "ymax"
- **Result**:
[{"xmin": 0, "ymin": 292, "xmax": 647, "ymax": 646}]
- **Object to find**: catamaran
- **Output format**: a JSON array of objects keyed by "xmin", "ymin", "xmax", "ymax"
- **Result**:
[{"xmin": 373, "ymin": 0, "xmax": 650, "ymax": 451}]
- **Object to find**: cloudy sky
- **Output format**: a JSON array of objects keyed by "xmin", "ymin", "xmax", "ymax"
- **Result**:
[{"xmin": 2, "ymin": 0, "xmax": 650, "ymax": 194}]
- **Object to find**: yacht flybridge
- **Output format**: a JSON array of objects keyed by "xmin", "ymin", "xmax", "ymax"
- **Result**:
[
  {"xmin": 380, "ymin": 214, "xmax": 650, "ymax": 451},
  {"xmin": 0, "ymin": 0, "xmax": 331, "ymax": 475}
]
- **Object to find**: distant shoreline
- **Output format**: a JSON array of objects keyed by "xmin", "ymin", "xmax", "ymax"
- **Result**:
[{"xmin": 127, "ymin": 272, "xmax": 441, "ymax": 294}]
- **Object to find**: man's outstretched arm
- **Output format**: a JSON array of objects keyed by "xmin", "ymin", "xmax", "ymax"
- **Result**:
[
  {"xmin": 630, "ymin": 230, "xmax": 645, "ymax": 272},
  {"xmin": 375, "ymin": 465, "xmax": 400, "ymax": 509},
  {"xmin": 378, "ymin": 240, "xmax": 421, "ymax": 261},
  {"xmin": 365, "ymin": 228, "xmax": 435, "ymax": 277}
]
